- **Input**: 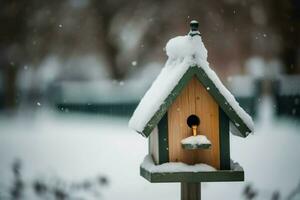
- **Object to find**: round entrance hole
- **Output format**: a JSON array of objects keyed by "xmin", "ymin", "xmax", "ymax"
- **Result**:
[{"xmin": 186, "ymin": 114, "xmax": 200, "ymax": 128}]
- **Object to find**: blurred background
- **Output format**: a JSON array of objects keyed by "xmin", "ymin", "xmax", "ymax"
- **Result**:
[{"xmin": 0, "ymin": 0, "xmax": 300, "ymax": 199}]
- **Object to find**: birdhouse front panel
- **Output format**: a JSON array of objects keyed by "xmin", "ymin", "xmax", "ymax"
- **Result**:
[{"xmin": 168, "ymin": 76, "xmax": 220, "ymax": 169}]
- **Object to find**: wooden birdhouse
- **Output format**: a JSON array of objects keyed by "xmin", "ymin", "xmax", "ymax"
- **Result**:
[{"xmin": 129, "ymin": 20, "xmax": 254, "ymax": 185}]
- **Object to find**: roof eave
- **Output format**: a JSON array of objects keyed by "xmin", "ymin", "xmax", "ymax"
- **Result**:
[
  {"xmin": 230, "ymin": 122, "xmax": 252, "ymax": 138},
  {"xmin": 136, "ymin": 65, "xmax": 253, "ymax": 138}
]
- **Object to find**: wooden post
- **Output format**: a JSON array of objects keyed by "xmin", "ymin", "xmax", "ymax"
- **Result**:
[{"xmin": 181, "ymin": 182, "xmax": 201, "ymax": 200}]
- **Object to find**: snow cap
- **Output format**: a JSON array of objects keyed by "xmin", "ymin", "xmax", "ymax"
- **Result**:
[{"xmin": 166, "ymin": 22, "xmax": 207, "ymax": 61}]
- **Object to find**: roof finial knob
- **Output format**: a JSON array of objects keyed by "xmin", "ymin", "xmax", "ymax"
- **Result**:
[
  {"xmin": 189, "ymin": 20, "xmax": 200, "ymax": 37},
  {"xmin": 190, "ymin": 20, "xmax": 199, "ymax": 31}
]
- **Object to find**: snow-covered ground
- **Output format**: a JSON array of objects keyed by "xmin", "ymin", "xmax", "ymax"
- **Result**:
[{"xmin": 0, "ymin": 96, "xmax": 300, "ymax": 200}]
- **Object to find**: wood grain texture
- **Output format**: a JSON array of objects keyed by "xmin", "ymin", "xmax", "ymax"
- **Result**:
[{"xmin": 168, "ymin": 76, "xmax": 220, "ymax": 169}]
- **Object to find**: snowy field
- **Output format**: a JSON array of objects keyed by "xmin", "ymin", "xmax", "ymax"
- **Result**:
[{"xmin": 0, "ymin": 97, "xmax": 300, "ymax": 200}]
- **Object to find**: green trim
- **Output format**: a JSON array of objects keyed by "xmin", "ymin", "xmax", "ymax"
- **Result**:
[
  {"xmin": 141, "ymin": 65, "xmax": 251, "ymax": 138},
  {"xmin": 140, "ymin": 167, "xmax": 244, "ymax": 183},
  {"xmin": 219, "ymin": 107, "xmax": 230, "ymax": 170},
  {"xmin": 158, "ymin": 114, "xmax": 169, "ymax": 164}
]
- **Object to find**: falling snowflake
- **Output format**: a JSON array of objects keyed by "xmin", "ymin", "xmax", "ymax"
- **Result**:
[
  {"xmin": 131, "ymin": 61, "xmax": 137, "ymax": 66},
  {"xmin": 227, "ymin": 76, "xmax": 232, "ymax": 82}
]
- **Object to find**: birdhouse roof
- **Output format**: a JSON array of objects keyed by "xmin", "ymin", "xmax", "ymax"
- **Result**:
[{"xmin": 129, "ymin": 33, "xmax": 254, "ymax": 138}]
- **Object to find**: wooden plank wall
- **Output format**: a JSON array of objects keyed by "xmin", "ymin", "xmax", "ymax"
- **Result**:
[{"xmin": 168, "ymin": 76, "xmax": 220, "ymax": 169}]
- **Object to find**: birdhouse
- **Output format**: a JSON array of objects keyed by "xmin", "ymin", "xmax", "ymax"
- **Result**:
[{"xmin": 129, "ymin": 20, "xmax": 254, "ymax": 184}]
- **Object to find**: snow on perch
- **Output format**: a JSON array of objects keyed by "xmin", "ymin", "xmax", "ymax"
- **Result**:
[
  {"xmin": 141, "ymin": 155, "xmax": 216, "ymax": 173},
  {"xmin": 129, "ymin": 20, "xmax": 254, "ymax": 138},
  {"xmin": 181, "ymin": 135, "xmax": 211, "ymax": 150}
]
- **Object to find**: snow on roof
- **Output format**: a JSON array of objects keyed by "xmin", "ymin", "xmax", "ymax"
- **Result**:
[{"xmin": 129, "ymin": 33, "xmax": 254, "ymax": 135}]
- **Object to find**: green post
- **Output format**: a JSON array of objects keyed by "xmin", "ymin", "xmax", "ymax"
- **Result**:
[{"xmin": 181, "ymin": 182, "xmax": 201, "ymax": 200}]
